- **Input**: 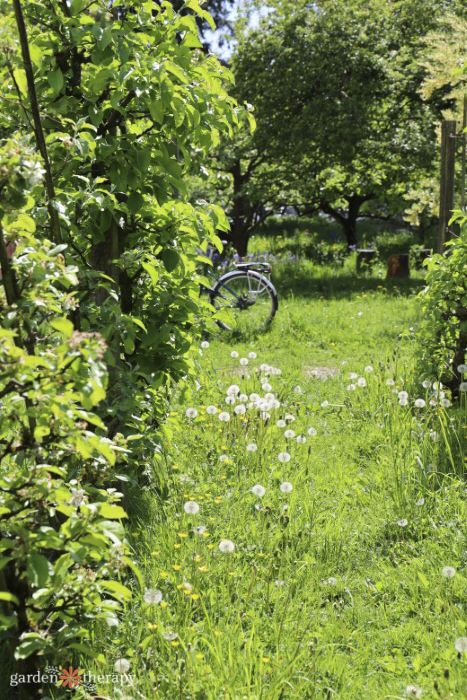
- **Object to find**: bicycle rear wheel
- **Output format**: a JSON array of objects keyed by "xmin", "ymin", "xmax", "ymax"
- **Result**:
[{"xmin": 210, "ymin": 269, "xmax": 278, "ymax": 332}]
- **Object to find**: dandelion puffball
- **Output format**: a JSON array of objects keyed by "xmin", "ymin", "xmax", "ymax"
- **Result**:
[
  {"xmin": 219, "ymin": 412, "xmax": 230, "ymax": 422},
  {"xmin": 278, "ymin": 451, "xmax": 291, "ymax": 463},
  {"xmin": 143, "ymin": 588, "xmax": 163, "ymax": 604},
  {"xmin": 349, "ymin": 372, "xmax": 358, "ymax": 379},
  {"xmin": 280, "ymin": 481, "xmax": 293, "ymax": 493},
  {"xmin": 414, "ymin": 399, "xmax": 425, "ymax": 408},
  {"xmin": 219, "ymin": 539, "xmax": 235, "ymax": 553},
  {"xmin": 201, "ymin": 341, "xmax": 209, "ymax": 349},
  {"xmin": 247, "ymin": 444, "xmax": 257, "ymax": 452},
  {"xmin": 454, "ymin": 637, "xmax": 467, "ymax": 653},
  {"xmin": 357, "ymin": 378, "xmax": 366, "ymax": 387},
  {"xmin": 251, "ymin": 484, "xmax": 265, "ymax": 497},
  {"xmin": 284, "ymin": 429, "xmax": 295, "ymax": 439},
  {"xmin": 186, "ymin": 408, "xmax": 198, "ymax": 418},
  {"xmin": 422, "ymin": 379, "xmax": 431, "ymax": 388},
  {"xmin": 441, "ymin": 566, "xmax": 456, "ymax": 578},
  {"xmin": 234, "ymin": 404, "xmax": 246, "ymax": 415},
  {"xmin": 227, "ymin": 384, "xmax": 240, "ymax": 396},
  {"xmin": 184, "ymin": 501, "xmax": 200, "ymax": 515},
  {"xmin": 230, "ymin": 350, "xmax": 239, "ymax": 358},
  {"xmin": 206, "ymin": 405, "xmax": 217, "ymax": 415},
  {"xmin": 114, "ymin": 659, "xmax": 131, "ymax": 673},
  {"xmin": 347, "ymin": 384, "xmax": 356, "ymax": 391},
  {"xmin": 239, "ymin": 358, "xmax": 248, "ymax": 366},
  {"xmin": 308, "ymin": 427, "xmax": 317, "ymax": 436},
  {"xmin": 321, "ymin": 400, "xmax": 329, "ymax": 408},
  {"xmin": 296, "ymin": 435, "xmax": 306, "ymax": 444},
  {"xmin": 248, "ymin": 351, "xmax": 257, "ymax": 359},
  {"xmin": 284, "ymin": 413, "xmax": 295, "ymax": 422}
]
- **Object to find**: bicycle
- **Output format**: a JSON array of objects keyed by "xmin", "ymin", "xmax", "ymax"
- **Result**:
[{"xmin": 203, "ymin": 259, "xmax": 278, "ymax": 333}]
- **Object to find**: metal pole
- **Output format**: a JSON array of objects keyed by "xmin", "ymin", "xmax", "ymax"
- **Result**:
[{"xmin": 438, "ymin": 120, "xmax": 456, "ymax": 253}]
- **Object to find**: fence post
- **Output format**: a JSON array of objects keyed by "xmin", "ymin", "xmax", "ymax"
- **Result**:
[{"xmin": 438, "ymin": 120, "xmax": 456, "ymax": 253}]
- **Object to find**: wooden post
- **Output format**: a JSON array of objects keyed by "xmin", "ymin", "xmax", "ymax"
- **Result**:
[
  {"xmin": 438, "ymin": 120, "xmax": 456, "ymax": 253},
  {"xmin": 461, "ymin": 94, "xmax": 466, "ymax": 213}
]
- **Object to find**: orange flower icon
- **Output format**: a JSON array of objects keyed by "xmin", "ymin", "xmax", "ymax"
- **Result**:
[{"xmin": 59, "ymin": 666, "xmax": 83, "ymax": 688}]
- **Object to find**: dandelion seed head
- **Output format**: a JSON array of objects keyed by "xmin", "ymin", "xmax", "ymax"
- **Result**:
[
  {"xmin": 249, "ymin": 393, "xmax": 260, "ymax": 402},
  {"xmin": 247, "ymin": 444, "xmax": 257, "ymax": 452},
  {"xmin": 459, "ymin": 382, "xmax": 467, "ymax": 391},
  {"xmin": 399, "ymin": 398, "xmax": 408, "ymax": 406},
  {"xmin": 347, "ymin": 384, "xmax": 356, "ymax": 391},
  {"xmin": 405, "ymin": 684, "xmax": 423, "ymax": 698},
  {"xmin": 278, "ymin": 451, "xmax": 291, "ymax": 463},
  {"xmin": 415, "ymin": 498, "xmax": 425, "ymax": 506},
  {"xmin": 219, "ymin": 412, "xmax": 230, "ymax": 422},
  {"xmin": 206, "ymin": 405, "xmax": 217, "ymax": 415},
  {"xmin": 186, "ymin": 408, "xmax": 198, "ymax": 418},
  {"xmin": 398, "ymin": 391, "xmax": 408, "ymax": 400},
  {"xmin": 296, "ymin": 435, "xmax": 306, "ymax": 444},
  {"xmin": 239, "ymin": 394, "xmax": 249, "ymax": 402},
  {"xmin": 284, "ymin": 429, "xmax": 295, "ymax": 438},
  {"xmin": 284, "ymin": 413, "xmax": 295, "ymax": 422},
  {"xmin": 219, "ymin": 454, "xmax": 229, "ymax": 462},
  {"xmin": 454, "ymin": 637, "xmax": 467, "ymax": 652},
  {"xmin": 262, "ymin": 382, "xmax": 272, "ymax": 391},
  {"xmin": 441, "ymin": 398, "xmax": 450, "ymax": 407},
  {"xmin": 280, "ymin": 481, "xmax": 293, "ymax": 493},
  {"xmin": 227, "ymin": 385, "xmax": 240, "ymax": 396},
  {"xmin": 143, "ymin": 588, "xmax": 163, "ymax": 604},
  {"xmin": 422, "ymin": 380, "xmax": 431, "ymax": 388},
  {"xmin": 219, "ymin": 539, "xmax": 235, "ymax": 553},
  {"xmin": 251, "ymin": 484, "xmax": 265, "ymax": 497},
  {"xmin": 248, "ymin": 351, "xmax": 257, "ymax": 359},
  {"xmin": 321, "ymin": 400, "xmax": 329, "ymax": 407},
  {"xmin": 201, "ymin": 341, "xmax": 209, "ymax": 349},
  {"xmin": 364, "ymin": 366, "xmax": 373, "ymax": 372},
  {"xmin": 184, "ymin": 501, "xmax": 199, "ymax": 515},
  {"xmin": 349, "ymin": 372, "xmax": 358, "ymax": 379},
  {"xmin": 230, "ymin": 351, "xmax": 239, "ymax": 358},
  {"xmin": 277, "ymin": 419, "xmax": 286, "ymax": 427},
  {"xmin": 114, "ymin": 658, "xmax": 130, "ymax": 673},
  {"xmin": 357, "ymin": 378, "xmax": 366, "ymax": 387},
  {"xmin": 308, "ymin": 427, "xmax": 317, "ymax": 436},
  {"xmin": 225, "ymin": 396, "xmax": 236, "ymax": 405},
  {"xmin": 234, "ymin": 404, "xmax": 246, "ymax": 415},
  {"xmin": 414, "ymin": 399, "xmax": 426, "ymax": 408},
  {"xmin": 442, "ymin": 566, "xmax": 456, "ymax": 578},
  {"xmin": 397, "ymin": 518, "xmax": 408, "ymax": 527},
  {"xmin": 240, "ymin": 358, "xmax": 248, "ymax": 366},
  {"xmin": 386, "ymin": 378, "xmax": 395, "ymax": 386}
]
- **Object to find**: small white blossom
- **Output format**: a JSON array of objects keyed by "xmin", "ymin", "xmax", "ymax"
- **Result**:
[
  {"xmin": 201, "ymin": 341, "xmax": 209, "ymax": 349},
  {"xmin": 321, "ymin": 400, "xmax": 329, "ymax": 407},
  {"xmin": 280, "ymin": 481, "xmax": 293, "ymax": 493},
  {"xmin": 357, "ymin": 378, "xmax": 366, "ymax": 387},
  {"xmin": 184, "ymin": 501, "xmax": 199, "ymax": 515},
  {"xmin": 219, "ymin": 539, "xmax": 235, "ymax": 553},
  {"xmin": 357, "ymin": 311, "xmax": 363, "ymax": 316}
]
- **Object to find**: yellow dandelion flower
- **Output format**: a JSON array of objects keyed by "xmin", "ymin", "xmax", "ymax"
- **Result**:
[
  {"xmin": 208, "ymin": 516, "xmax": 215, "ymax": 522},
  {"xmin": 172, "ymin": 465, "xmax": 179, "ymax": 470},
  {"xmin": 195, "ymin": 653, "xmax": 204, "ymax": 660},
  {"xmin": 214, "ymin": 498, "xmax": 221, "ymax": 504},
  {"xmin": 194, "ymin": 555, "xmax": 202, "ymax": 562},
  {"xmin": 205, "ymin": 492, "xmax": 212, "ymax": 497},
  {"xmin": 173, "ymin": 565, "xmax": 181, "ymax": 571},
  {"xmin": 148, "ymin": 622, "xmax": 158, "ymax": 630},
  {"xmin": 229, "ymin": 571, "xmax": 236, "ymax": 577},
  {"xmin": 151, "ymin": 551, "xmax": 159, "ymax": 557},
  {"xmin": 174, "ymin": 544, "xmax": 181, "ymax": 549},
  {"xmin": 262, "ymin": 657, "xmax": 270, "ymax": 663},
  {"xmin": 191, "ymin": 593, "xmax": 200, "ymax": 600},
  {"xmin": 184, "ymin": 589, "xmax": 192, "ymax": 596},
  {"xmin": 214, "ymin": 630, "xmax": 222, "ymax": 637},
  {"xmin": 220, "ymin": 475, "xmax": 226, "ymax": 480},
  {"xmin": 178, "ymin": 532, "xmax": 188, "ymax": 538},
  {"xmin": 183, "ymin": 493, "xmax": 190, "ymax": 498},
  {"xmin": 258, "ymin": 553, "xmax": 265, "ymax": 557},
  {"xmin": 207, "ymin": 544, "xmax": 214, "ymax": 549},
  {"xmin": 131, "ymin": 532, "xmax": 139, "ymax": 537},
  {"xmin": 198, "ymin": 565, "xmax": 209, "ymax": 572},
  {"xmin": 171, "ymin": 641, "xmax": 180, "ymax": 647},
  {"xmin": 159, "ymin": 571, "xmax": 169, "ymax": 578},
  {"xmin": 160, "ymin": 601, "xmax": 168, "ymax": 609},
  {"xmin": 169, "ymin": 411, "xmax": 178, "ymax": 416}
]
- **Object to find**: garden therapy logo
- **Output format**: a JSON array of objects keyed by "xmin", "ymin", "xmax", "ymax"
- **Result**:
[{"xmin": 10, "ymin": 664, "xmax": 135, "ymax": 691}]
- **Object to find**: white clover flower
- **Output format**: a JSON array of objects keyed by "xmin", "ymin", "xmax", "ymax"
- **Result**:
[
  {"xmin": 357, "ymin": 378, "xmax": 366, "ymax": 387},
  {"xmin": 240, "ymin": 358, "xmax": 248, "ymax": 366},
  {"xmin": 386, "ymin": 378, "xmax": 395, "ymax": 386},
  {"xmin": 440, "ymin": 398, "xmax": 450, "ymax": 407},
  {"xmin": 399, "ymin": 398, "xmax": 408, "ymax": 406},
  {"xmin": 398, "ymin": 391, "xmax": 408, "ymax": 400},
  {"xmin": 414, "ymin": 399, "xmax": 425, "ymax": 408},
  {"xmin": 249, "ymin": 393, "xmax": 260, "ymax": 402},
  {"xmin": 234, "ymin": 404, "xmax": 246, "ymax": 415},
  {"xmin": 347, "ymin": 384, "xmax": 356, "ymax": 391},
  {"xmin": 201, "ymin": 341, "xmax": 209, "ymax": 349},
  {"xmin": 296, "ymin": 435, "xmax": 306, "ymax": 444},
  {"xmin": 284, "ymin": 429, "xmax": 295, "ymax": 439},
  {"xmin": 277, "ymin": 419, "xmax": 286, "ymax": 428},
  {"xmin": 364, "ymin": 366, "xmax": 373, "ymax": 372},
  {"xmin": 247, "ymin": 444, "xmax": 257, "ymax": 452},
  {"xmin": 239, "ymin": 393, "xmax": 249, "ymax": 402},
  {"xmin": 184, "ymin": 501, "xmax": 200, "ymax": 515},
  {"xmin": 415, "ymin": 498, "xmax": 425, "ymax": 506},
  {"xmin": 454, "ymin": 637, "xmax": 467, "ymax": 653},
  {"xmin": 284, "ymin": 413, "xmax": 295, "ymax": 422},
  {"xmin": 251, "ymin": 484, "xmax": 265, "ymax": 497},
  {"xmin": 114, "ymin": 658, "xmax": 130, "ymax": 673},
  {"xmin": 405, "ymin": 685, "xmax": 422, "ymax": 698},
  {"xmin": 278, "ymin": 451, "xmax": 291, "ymax": 463},
  {"xmin": 219, "ymin": 454, "xmax": 229, "ymax": 462},
  {"xmin": 227, "ymin": 384, "xmax": 240, "ymax": 396},
  {"xmin": 194, "ymin": 525, "xmax": 206, "ymax": 535},
  {"xmin": 321, "ymin": 400, "xmax": 329, "ymax": 408},
  {"xmin": 225, "ymin": 396, "xmax": 236, "ymax": 405},
  {"xmin": 219, "ymin": 539, "xmax": 235, "ymax": 553},
  {"xmin": 280, "ymin": 481, "xmax": 293, "ymax": 493},
  {"xmin": 460, "ymin": 382, "xmax": 467, "ymax": 391},
  {"xmin": 206, "ymin": 405, "xmax": 217, "ymax": 415},
  {"xmin": 349, "ymin": 372, "xmax": 358, "ymax": 380},
  {"xmin": 441, "ymin": 566, "xmax": 456, "ymax": 578},
  {"xmin": 186, "ymin": 408, "xmax": 198, "ymax": 418},
  {"xmin": 422, "ymin": 380, "xmax": 431, "ymax": 388},
  {"xmin": 397, "ymin": 518, "xmax": 408, "ymax": 527},
  {"xmin": 230, "ymin": 351, "xmax": 239, "ymax": 358},
  {"xmin": 143, "ymin": 588, "xmax": 163, "ymax": 604},
  {"xmin": 219, "ymin": 412, "xmax": 230, "ymax": 422},
  {"xmin": 262, "ymin": 382, "xmax": 272, "ymax": 391},
  {"xmin": 248, "ymin": 351, "xmax": 257, "ymax": 359}
]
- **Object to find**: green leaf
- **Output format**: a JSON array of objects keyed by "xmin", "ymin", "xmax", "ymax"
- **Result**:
[
  {"xmin": 15, "ymin": 635, "xmax": 48, "ymax": 659},
  {"xmin": 13, "ymin": 69, "xmax": 27, "ymax": 96},
  {"xmin": 26, "ymin": 553, "xmax": 51, "ymax": 588},
  {"xmin": 141, "ymin": 261, "xmax": 159, "ymax": 287},
  {"xmin": 0, "ymin": 591, "xmax": 20, "ymax": 605},
  {"xmin": 99, "ymin": 504, "xmax": 128, "ymax": 519},
  {"xmin": 100, "ymin": 580, "xmax": 132, "ymax": 601},
  {"xmin": 417, "ymin": 571, "xmax": 429, "ymax": 589},
  {"xmin": 71, "ymin": 0, "xmax": 86, "ymax": 13},
  {"xmin": 149, "ymin": 100, "xmax": 165, "ymax": 125},
  {"xmin": 50, "ymin": 317, "xmax": 74, "ymax": 338},
  {"xmin": 48, "ymin": 68, "xmax": 64, "ymax": 95},
  {"xmin": 124, "ymin": 337, "xmax": 135, "ymax": 354},
  {"xmin": 162, "ymin": 249, "xmax": 180, "ymax": 272}
]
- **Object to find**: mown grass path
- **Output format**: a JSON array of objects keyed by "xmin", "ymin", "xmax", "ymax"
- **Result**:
[{"xmin": 95, "ymin": 270, "xmax": 466, "ymax": 700}]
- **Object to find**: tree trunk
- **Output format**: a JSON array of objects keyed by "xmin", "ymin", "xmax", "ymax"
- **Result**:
[
  {"xmin": 320, "ymin": 194, "xmax": 366, "ymax": 248},
  {"xmin": 230, "ymin": 160, "xmax": 252, "ymax": 256}
]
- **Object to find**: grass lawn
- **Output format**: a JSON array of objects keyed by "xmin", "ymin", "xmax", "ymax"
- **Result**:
[{"xmin": 83, "ymin": 258, "xmax": 466, "ymax": 700}]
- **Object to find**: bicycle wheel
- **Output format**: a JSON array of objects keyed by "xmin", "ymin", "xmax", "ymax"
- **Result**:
[{"xmin": 210, "ymin": 269, "xmax": 278, "ymax": 332}]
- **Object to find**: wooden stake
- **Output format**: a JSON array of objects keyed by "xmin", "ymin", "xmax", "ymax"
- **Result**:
[{"xmin": 438, "ymin": 120, "xmax": 456, "ymax": 253}]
